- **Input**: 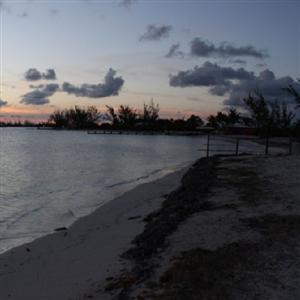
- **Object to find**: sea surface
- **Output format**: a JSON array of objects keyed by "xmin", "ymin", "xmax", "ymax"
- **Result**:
[{"xmin": 0, "ymin": 128, "xmax": 259, "ymax": 253}]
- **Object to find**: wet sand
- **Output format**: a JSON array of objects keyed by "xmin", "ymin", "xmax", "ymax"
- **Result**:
[{"xmin": 0, "ymin": 168, "xmax": 186, "ymax": 300}]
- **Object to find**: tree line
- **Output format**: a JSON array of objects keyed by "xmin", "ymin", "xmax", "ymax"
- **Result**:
[
  {"xmin": 2, "ymin": 80, "xmax": 299, "ymax": 136},
  {"xmin": 47, "ymin": 100, "xmax": 204, "ymax": 131},
  {"xmin": 207, "ymin": 80, "xmax": 300, "ymax": 136},
  {"xmin": 0, "ymin": 120, "xmax": 37, "ymax": 127}
]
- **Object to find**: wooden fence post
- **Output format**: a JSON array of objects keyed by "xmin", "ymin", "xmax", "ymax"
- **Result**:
[
  {"xmin": 265, "ymin": 135, "xmax": 269, "ymax": 155},
  {"xmin": 235, "ymin": 138, "xmax": 240, "ymax": 156},
  {"xmin": 206, "ymin": 134, "xmax": 210, "ymax": 158},
  {"xmin": 289, "ymin": 136, "xmax": 293, "ymax": 155}
]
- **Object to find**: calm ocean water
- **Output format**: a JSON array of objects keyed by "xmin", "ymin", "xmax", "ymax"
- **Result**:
[{"xmin": 0, "ymin": 128, "xmax": 258, "ymax": 253}]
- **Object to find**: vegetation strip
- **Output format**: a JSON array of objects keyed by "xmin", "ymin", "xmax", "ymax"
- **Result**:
[{"xmin": 105, "ymin": 156, "xmax": 220, "ymax": 298}]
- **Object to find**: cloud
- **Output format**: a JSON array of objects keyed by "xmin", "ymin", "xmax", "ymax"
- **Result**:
[
  {"xmin": 229, "ymin": 58, "xmax": 247, "ymax": 65},
  {"xmin": 43, "ymin": 69, "xmax": 57, "ymax": 80},
  {"xmin": 21, "ymin": 84, "xmax": 59, "ymax": 105},
  {"xmin": 190, "ymin": 38, "xmax": 268, "ymax": 59},
  {"xmin": 29, "ymin": 84, "xmax": 44, "ymax": 89},
  {"xmin": 24, "ymin": 68, "xmax": 57, "ymax": 81},
  {"xmin": 139, "ymin": 24, "xmax": 172, "ymax": 42},
  {"xmin": 169, "ymin": 61, "xmax": 300, "ymax": 108},
  {"xmin": 209, "ymin": 84, "xmax": 232, "ymax": 96},
  {"xmin": 0, "ymin": 99, "xmax": 8, "ymax": 107},
  {"xmin": 24, "ymin": 68, "xmax": 42, "ymax": 81},
  {"xmin": 165, "ymin": 43, "xmax": 184, "ymax": 58},
  {"xmin": 62, "ymin": 68, "xmax": 124, "ymax": 98},
  {"xmin": 169, "ymin": 61, "xmax": 254, "ymax": 88},
  {"xmin": 222, "ymin": 71, "xmax": 299, "ymax": 107}
]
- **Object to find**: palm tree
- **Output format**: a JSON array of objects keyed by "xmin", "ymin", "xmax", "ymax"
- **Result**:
[
  {"xmin": 283, "ymin": 79, "xmax": 300, "ymax": 109},
  {"xmin": 227, "ymin": 108, "xmax": 240, "ymax": 125}
]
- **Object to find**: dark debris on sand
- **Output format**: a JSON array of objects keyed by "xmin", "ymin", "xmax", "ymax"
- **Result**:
[{"xmin": 105, "ymin": 157, "xmax": 220, "ymax": 298}]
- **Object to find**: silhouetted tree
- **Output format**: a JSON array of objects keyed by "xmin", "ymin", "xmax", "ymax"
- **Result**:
[
  {"xmin": 106, "ymin": 105, "xmax": 119, "ymax": 127},
  {"xmin": 49, "ymin": 106, "xmax": 100, "ymax": 129},
  {"xmin": 118, "ymin": 105, "xmax": 137, "ymax": 129},
  {"xmin": 227, "ymin": 108, "xmax": 241, "ymax": 124},
  {"xmin": 283, "ymin": 79, "xmax": 300, "ymax": 109},
  {"xmin": 269, "ymin": 101, "xmax": 295, "ymax": 130},
  {"xmin": 207, "ymin": 112, "xmax": 229, "ymax": 129},
  {"xmin": 243, "ymin": 91, "xmax": 270, "ymax": 130},
  {"xmin": 49, "ymin": 110, "xmax": 68, "ymax": 128},
  {"xmin": 186, "ymin": 114, "xmax": 203, "ymax": 130},
  {"xmin": 142, "ymin": 99, "xmax": 160, "ymax": 123},
  {"xmin": 243, "ymin": 90, "xmax": 294, "ymax": 136}
]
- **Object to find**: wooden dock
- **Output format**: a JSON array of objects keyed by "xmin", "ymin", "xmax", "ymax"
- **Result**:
[{"xmin": 87, "ymin": 130, "xmax": 204, "ymax": 136}]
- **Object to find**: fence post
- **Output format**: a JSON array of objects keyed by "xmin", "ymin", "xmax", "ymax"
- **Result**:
[
  {"xmin": 289, "ymin": 136, "xmax": 293, "ymax": 155},
  {"xmin": 235, "ymin": 138, "xmax": 240, "ymax": 156},
  {"xmin": 206, "ymin": 134, "xmax": 210, "ymax": 158},
  {"xmin": 265, "ymin": 135, "xmax": 269, "ymax": 155}
]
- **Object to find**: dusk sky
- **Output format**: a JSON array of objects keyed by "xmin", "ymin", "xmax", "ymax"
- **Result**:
[{"xmin": 0, "ymin": 0, "xmax": 299, "ymax": 121}]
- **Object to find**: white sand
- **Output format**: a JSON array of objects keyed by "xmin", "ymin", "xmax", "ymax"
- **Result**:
[{"xmin": 0, "ymin": 168, "xmax": 186, "ymax": 300}]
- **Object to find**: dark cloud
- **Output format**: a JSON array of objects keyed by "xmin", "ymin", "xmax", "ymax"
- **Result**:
[
  {"xmin": 139, "ymin": 24, "xmax": 172, "ymax": 42},
  {"xmin": 0, "ymin": 99, "xmax": 8, "ymax": 107},
  {"xmin": 62, "ymin": 68, "xmax": 124, "ymax": 98},
  {"xmin": 209, "ymin": 84, "xmax": 232, "ymax": 96},
  {"xmin": 24, "ymin": 68, "xmax": 42, "ymax": 81},
  {"xmin": 24, "ymin": 68, "xmax": 57, "ymax": 81},
  {"xmin": 169, "ymin": 61, "xmax": 254, "ymax": 88},
  {"xmin": 190, "ymin": 38, "xmax": 215, "ymax": 57},
  {"xmin": 169, "ymin": 61, "xmax": 300, "ymax": 108},
  {"xmin": 21, "ymin": 84, "xmax": 59, "ymax": 105},
  {"xmin": 223, "ymin": 71, "xmax": 299, "ymax": 107},
  {"xmin": 42, "ymin": 83, "xmax": 60, "ymax": 93},
  {"xmin": 43, "ymin": 69, "xmax": 57, "ymax": 80},
  {"xmin": 190, "ymin": 38, "xmax": 268, "ymax": 59},
  {"xmin": 29, "ymin": 84, "xmax": 44, "ymax": 89},
  {"xmin": 258, "ymin": 69, "xmax": 275, "ymax": 81},
  {"xmin": 165, "ymin": 43, "xmax": 184, "ymax": 58}
]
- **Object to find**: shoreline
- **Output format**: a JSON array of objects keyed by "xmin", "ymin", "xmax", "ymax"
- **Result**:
[
  {"xmin": 0, "ymin": 160, "xmax": 189, "ymax": 256},
  {"xmin": 0, "ymin": 165, "xmax": 187, "ymax": 300},
  {"xmin": 1, "ymin": 153, "xmax": 299, "ymax": 299}
]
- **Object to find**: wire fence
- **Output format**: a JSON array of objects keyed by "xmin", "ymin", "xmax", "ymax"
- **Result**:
[{"xmin": 198, "ymin": 135, "xmax": 299, "ymax": 157}]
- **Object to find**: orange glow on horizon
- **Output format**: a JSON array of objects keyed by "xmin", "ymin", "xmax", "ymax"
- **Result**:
[
  {"xmin": 0, "ymin": 103, "xmax": 213, "ymax": 123},
  {"xmin": 0, "ymin": 105, "xmax": 53, "ymax": 115}
]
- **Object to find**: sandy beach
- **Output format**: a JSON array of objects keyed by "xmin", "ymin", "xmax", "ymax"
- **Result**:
[
  {"xmin": 116, "ymin": 155, "xmax": 300, "ymax": 299},
  {"xmin": 0, "ymin": 167, "xmax": 186, "ymax": 300},
  {"xmin": 0, "ymin": 154, "xmax": 300, "ymax": 300}
]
